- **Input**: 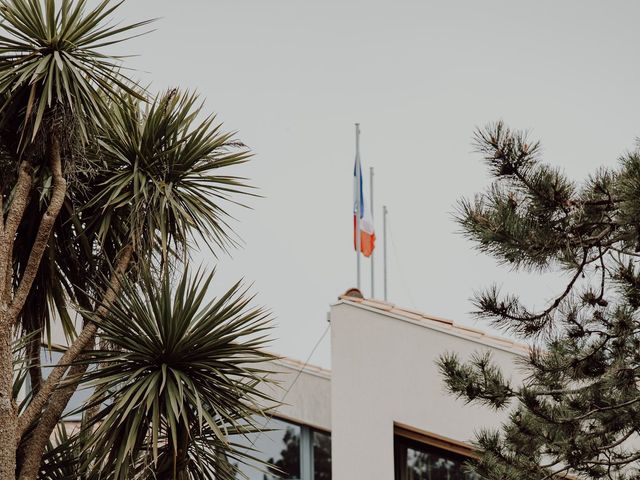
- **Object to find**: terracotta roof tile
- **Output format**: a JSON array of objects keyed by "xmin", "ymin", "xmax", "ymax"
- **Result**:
[
  {"xmin": 273, "ymin": 355, "xmax": 332, "ymax": 377},
  {"xmin": 388, "ymin": 307, "xmax": 424, "ymax": 321},
  {"xmin": 422, "ymin": 315, "xmax": 455, "ymax": 326},
  {"xmin": 455, "ymin": 325, "xmax": 486, "ymax": 336},
  {"xmin": 389, "ymin": 306, "xmax": 426, "ymax": 317},
  {"xmin": 337, "ymin": 293, "xmax": 530, "ymax": 355},
  {"xmin": 485, "ymin": 335, "xmax": 516, "ymax": 348},
  {"xmin": 339, "ymin": 294, "xmax": 363, "ymax": 303},
  {"xmin": 361, "ymin": 299, "xmax": 394, "ymax": 311}
]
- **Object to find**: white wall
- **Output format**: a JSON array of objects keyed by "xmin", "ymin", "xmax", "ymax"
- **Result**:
[
  {"xmin": 330, "ymin": 301, "xmax": 525, "ymax": 480},
  {"xmin": 261, "ymin": 357, "xmax": 331, "ymax": 431}
]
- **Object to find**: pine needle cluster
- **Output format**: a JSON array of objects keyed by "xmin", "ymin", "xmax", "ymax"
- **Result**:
[{"xmin": 439, "ymin": 122, "xmax": 640, "ymax": 479}]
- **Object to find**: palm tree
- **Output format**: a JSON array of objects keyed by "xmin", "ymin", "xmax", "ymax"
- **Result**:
[
  {"xmin": 79, "ymin": 268, "xmax": 274, "ymax": 480},
  {"xmin": 0, "ymin": 1, "xmax": 277, "ymax": 479},
  {"xmin": 0, "ymin": 1, "xmax": 149, "ymax": 477}
]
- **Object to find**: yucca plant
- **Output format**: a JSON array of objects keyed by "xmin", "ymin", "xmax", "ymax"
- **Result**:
[
  {"xmin": 0, "ymin": 0, "xmax": 150, "ymax": 145},
  {"xmin": 78, "ymin": 268, "xmax": 274, "ymax": 480},
  {"xmin": 38, "ymin": 426, "xmax": 93, "ymax": 480},
  {"xmin": 14, "ymin": 86, "xmax": 259, "ymax": 479},
  {"xmin": 0, "ymin": 1, "xmax": 277, "ymax": 479},
  {"xmin": 0, "ymin": 1, "xmax": 150, "ymax": 478},
  {"xmin": 89, "ymin": 88, "xmax": 252, "ymax": 258}
]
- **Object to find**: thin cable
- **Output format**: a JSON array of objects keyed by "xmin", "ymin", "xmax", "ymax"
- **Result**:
[
  {"xmin": 388, "ymin": 219, "xmax": 418, "ymax": 309},
  {"xmin": 249, "ymin": 323, "xmax": 331, "ymax": 446},
  {"xmin": 279, "ymin": 323, "xmax": 330, "ymax": 406}
]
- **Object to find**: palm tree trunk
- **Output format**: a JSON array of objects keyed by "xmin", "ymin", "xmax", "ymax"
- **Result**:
[
  {"xmin": 4, "ymin": 133, "xmax": 67, "ymax": 480},
  {"xmin": 0, "ymin": 321, "xmax": 17, "ymax": 480},
  {"xmin": 17, "ymin": 244, "xmax": 134, "ymax": 480},
  {"xmin": 0, "ymin": 160, "xmax": 33, "ymax": 480},
  {"xmin": 0, "ymin": 161, "xmax": 32, "ymax": 302},
  {"xmin": 7, "ymin": 138, "xmax": 66, "ymax": 324}
]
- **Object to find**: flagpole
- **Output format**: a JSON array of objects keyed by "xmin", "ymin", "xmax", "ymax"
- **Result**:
[
  {"xmin": 370, "ymin": 166, "xmax": 375, "ymax": 298},
  {"xmin": 355, "ymin": 123, "xmax": 361, "ymax": 291},
  {"xmin": 383, "ymin": 205, "xmax": 388, "ymax": 301}
]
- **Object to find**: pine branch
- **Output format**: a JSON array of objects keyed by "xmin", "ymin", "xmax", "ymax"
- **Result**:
[
  {"xmin": 443, "ymin": 123, "xmax": 640, "ymax": 480},
  {"xmin": 474, "ymin": 249, "xmax": 586, "ymax": 335},
  {"xmin": 438, "ymin": 352, "xmax": 514, "ymax": 408}
]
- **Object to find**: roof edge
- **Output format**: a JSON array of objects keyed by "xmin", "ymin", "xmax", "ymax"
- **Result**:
[{"xmin": 332, "ymin": 296, "xmax": 530, "ymax": 357}]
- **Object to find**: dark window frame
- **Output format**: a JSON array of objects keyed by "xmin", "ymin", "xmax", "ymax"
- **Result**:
[
  {"xmin": 235, "ymin": 415, "xmax": 331, "ymax": 480},
  {"xmin": 394, "ymin": 423, "xmax": 478, "ymax": 480}
]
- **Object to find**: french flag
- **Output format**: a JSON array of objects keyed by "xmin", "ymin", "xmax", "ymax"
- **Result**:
[{"xmin": 353, "ymin": 155, "xmax": 375, "ymax": 257}]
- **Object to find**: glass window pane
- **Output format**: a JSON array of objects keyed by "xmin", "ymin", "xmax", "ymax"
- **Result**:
[
  {"xmin": 41, "ymin": 348, "xmax": 91, "ymax": 421},
  {"xmin": 235, "ymin": 418, "xmax": 301, "ymax": 479},
  {"xmin": 395, "ymin": 436, "xmax": 478, "ymax": 480},
  {"xmin": 313, "ymin": 430, "xmax": 331, "ymax": 480}
]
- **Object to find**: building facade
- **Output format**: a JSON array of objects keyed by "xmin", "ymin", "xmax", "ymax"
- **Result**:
[{"xmin": 238, "ymin": 291, "xmax": 528, "ymax": 479}]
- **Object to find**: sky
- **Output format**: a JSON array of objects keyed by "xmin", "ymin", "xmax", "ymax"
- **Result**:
[{"xmin": 107, "ymin": 0, "xmax": 640, "ymax": 368}]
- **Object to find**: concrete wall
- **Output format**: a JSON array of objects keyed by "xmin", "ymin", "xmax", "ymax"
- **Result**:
[
  {"xmin": 330, "ymin": 301, "xmax": 526, "ymax": 480},
  {"xmin": 261, "ymin": 357, "xmax": 331, "ymax": 431}
]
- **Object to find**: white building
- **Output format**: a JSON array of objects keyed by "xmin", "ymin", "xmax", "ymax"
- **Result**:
[
  {"xmin": 237, "ymin": 289, "xmax": 529, "ymax": 480},
  {"xmin": 47, "ymin": 288, "xmax": 528, "ymax": 479}
]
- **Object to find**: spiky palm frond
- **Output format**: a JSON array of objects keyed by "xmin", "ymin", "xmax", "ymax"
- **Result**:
[
  {"xmin": 9, "ymin": 87, "xmax": 256, "ymax": 435},
  {"xmin": 138, "ymin": 420, "xmax": 269, "ymax": 480},
  {"xmin": 1, "ymin": 0, "xmax": 151, "ymax": 348},
  {"xmin": 87, "ymin": 89, "xmax": 253, "ymax": 257},
  {"xmin": 12, "ymin": 331, "xmax": 37, "ymax": 404},
  {"xmin": 0, "ymin": 0, "xmax": 151, "ymax": 146},
  {"xmin": 11, "ymin": 191, "xmax": 101, "ymax": 352},
  {"xmin": 38, "ymin": 424, "xmax": 95, "ymax": 480},
  {"xmin": 79, "ymin": 267, "xmax": 276, "ymax": 480}
]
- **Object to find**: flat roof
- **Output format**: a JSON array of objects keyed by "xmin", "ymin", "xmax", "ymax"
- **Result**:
[
  {"xmin": 264, "ymin": 293, "xmax": 531, "ymax": 378},
  {"xmin": 272, "ymin": 355, "xmax": 331, "ymax": 380},
  {"xmin": 333, "ymin": 294, "xmax": 531, "ymax": 357}
]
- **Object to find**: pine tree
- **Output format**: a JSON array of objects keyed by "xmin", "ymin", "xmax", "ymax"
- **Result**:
[{"xmin": 438, "ymin": 121, "xmax": 640, "ymax": 480}]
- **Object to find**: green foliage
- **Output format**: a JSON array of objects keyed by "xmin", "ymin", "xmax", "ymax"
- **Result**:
[
  {"xmin": 90, "ymin": 89, "xmax": 252, "ymax": 257},
  {"xmin": 0, "ymin": 1, "xmax": 277, "ymax": 478},
  {"xmin": 0, "ymin": 0, "xmax": 150, "ymax": 146},
  {"xmin": 75, "ymin": 268, "xmax": 274, "ymax": 480},
  {"xmin": 39, "ymin": 426, "xmax": 94, "ymax": 480},
  {"xmin": 267, "ymin": 428, "xmax": 300, "ymax": 479},
  {"xmin": 438, "ymin": 352, "xmax": 512, "ymax": 408},
  {"xmin": 439, "ymin": 122, "xmax": 640, "ymax": 479}
]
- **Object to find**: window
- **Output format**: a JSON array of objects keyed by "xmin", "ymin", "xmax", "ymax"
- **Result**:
[
  {"xmin": 235, "ymin": 417, "xmax": 331, "ymax": 480},
  {"xmin": 312, "ymin": 430, "xmax": 331, "ymax": 480},
  {"xmin": 394, "ymin": 425, "xmax": 478, "ymax": 480},
  {"xmin": 40, "ymin": 348, "xmax": 92, "ymax": 421}
]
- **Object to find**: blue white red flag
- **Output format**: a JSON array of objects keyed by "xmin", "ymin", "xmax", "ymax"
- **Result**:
[{"xmin": 353, "ymin": 157, "xmax": 375, "ymax": 257}]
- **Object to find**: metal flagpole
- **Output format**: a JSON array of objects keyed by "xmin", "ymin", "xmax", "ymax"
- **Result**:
[
  {"xmin": 370, "ymin": 166, "xmax": 375, "ymax": 298},
  {"xmin": 355, "ymin": 123, "xmax": 362, "ymax": 290},
  {"xmin": 383, "ymin": 205, "xmax": 388, "ymax": 301}
]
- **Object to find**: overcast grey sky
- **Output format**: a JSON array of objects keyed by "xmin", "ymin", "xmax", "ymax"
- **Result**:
[{"xmin": 110, "ymin": 0, "xmax": 640, "ymax": 367}]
